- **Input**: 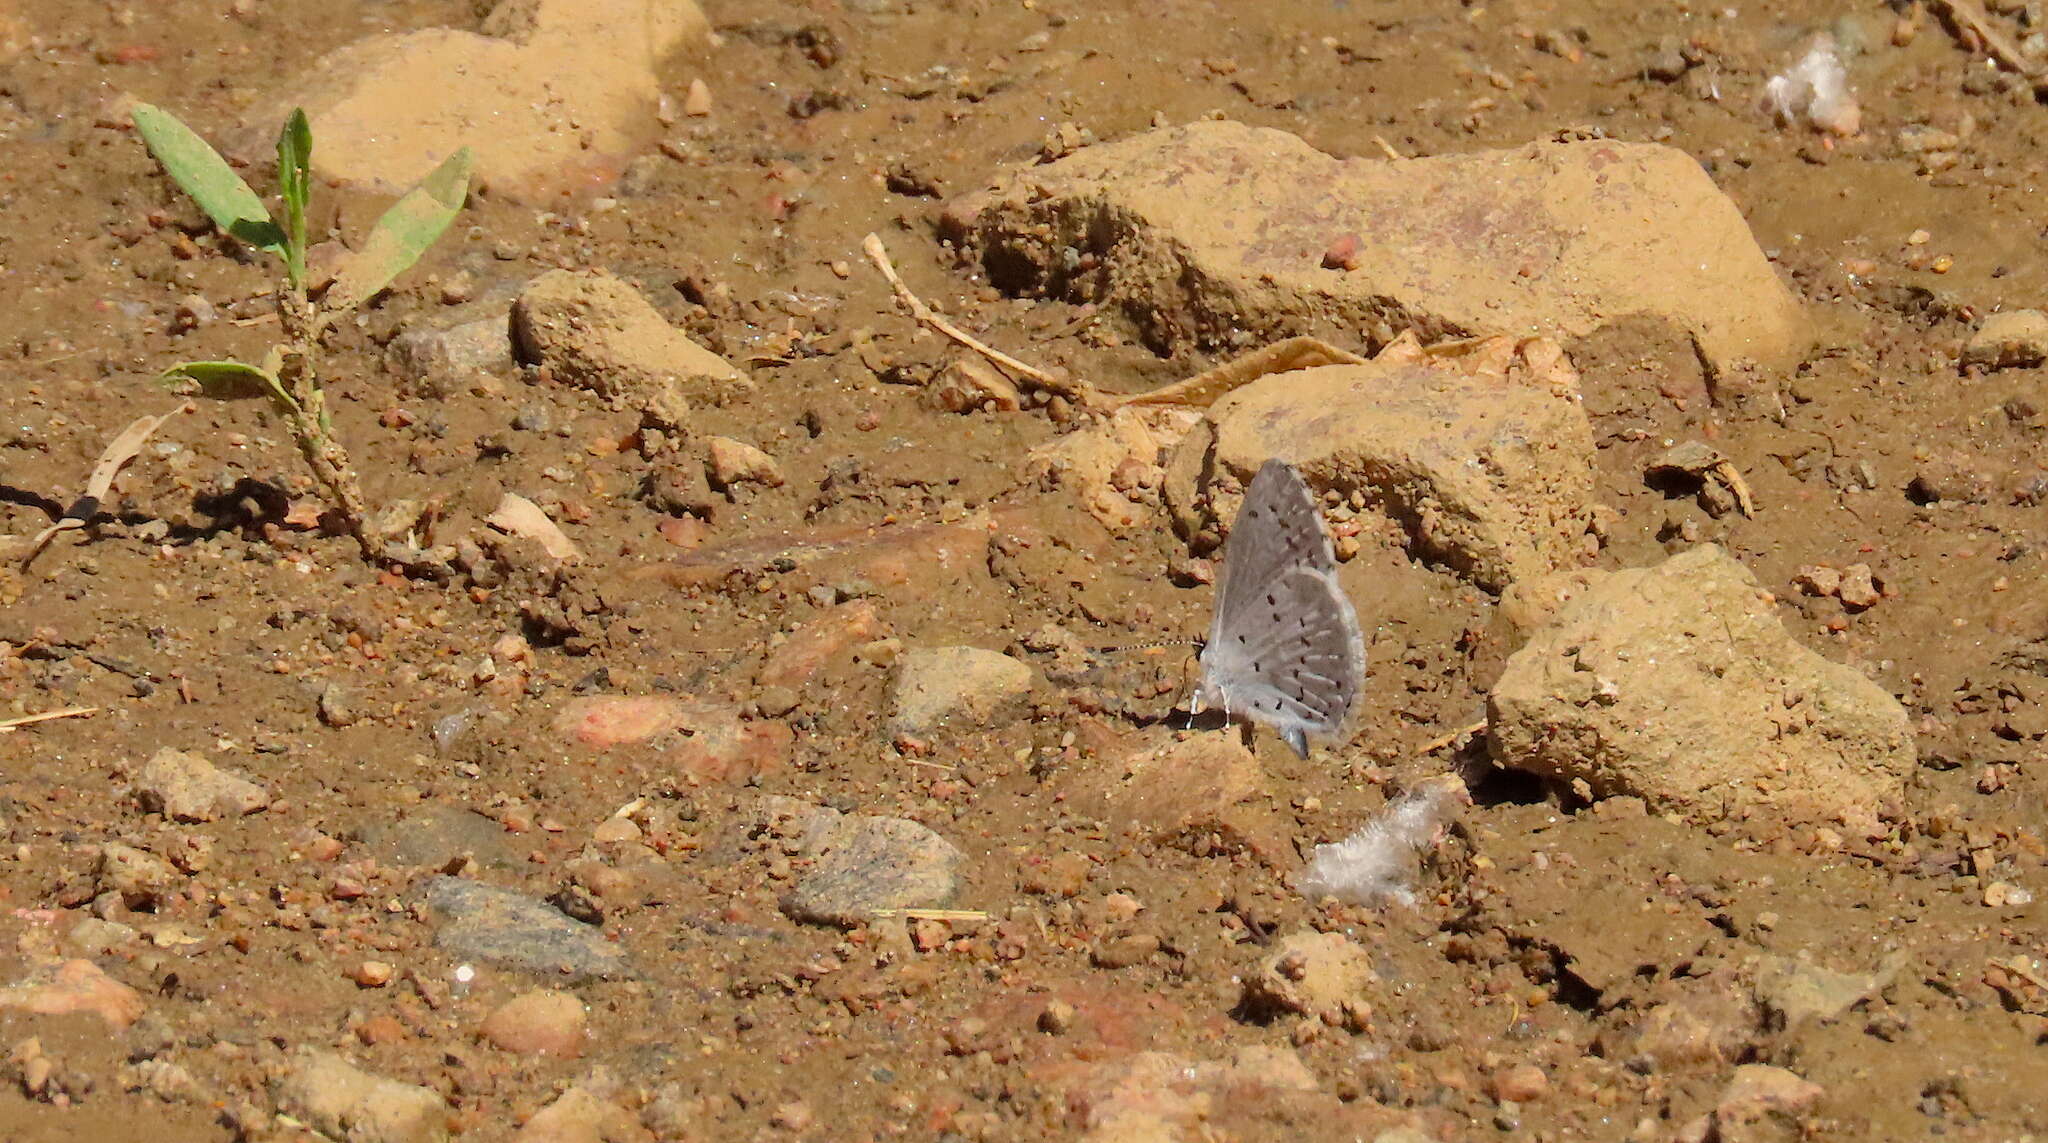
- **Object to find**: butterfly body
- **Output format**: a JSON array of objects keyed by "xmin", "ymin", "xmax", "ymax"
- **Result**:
[{"xmin": 1194, "ymin": 459, "xmax": 1366, "ymax": 758}]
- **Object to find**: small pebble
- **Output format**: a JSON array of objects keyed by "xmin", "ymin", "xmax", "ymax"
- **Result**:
[
  {"xmin": 683, "ymin": 78, "xmax": 713, "ymax": 117},
  {"xmin": 756, "ymin": 686, "xmax": 800, "ymax": 718},
  {"xmin": 591, "ymin": 816, "xmax": 641, "ymax": 844},
  {"xmin": 1492, "ymin": 1063, "xmax": 1549, "ymax": 1103},
  {"xmin": 356, "ymin": 1015, "xmax": 409, "ymax": 1045},
  {"xmin": 351, "ymin": 960, "xmax": 395, "ymax": 988},
  {"xmin": 1038, "ymin": 999, "xmax": 1076, "ymax": 1034},
  {"xmin": 478, "ymin": 990, "xmax": 587, "ymax": 1057},
  {"xmin": 1321, "ymin": 232, "xmax": 1365, "ymax": 271}
]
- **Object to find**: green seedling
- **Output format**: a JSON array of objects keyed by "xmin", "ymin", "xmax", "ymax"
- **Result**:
[{"xmin": 131, "ymin": 103, "xmax": 471, "ymax": 561}]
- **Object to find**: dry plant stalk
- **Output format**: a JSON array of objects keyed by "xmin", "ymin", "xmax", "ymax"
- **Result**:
[
  {"xmin": 1931, "ymin": 0, "xmax": 2048, "ymax": 91},
  {"xmin": 23, "ymin": 402, "xmax": 192, "ymax": 564},
  {"xmin": 863, "ymin": 232, "xmax": 1109, "ymax": 410}
]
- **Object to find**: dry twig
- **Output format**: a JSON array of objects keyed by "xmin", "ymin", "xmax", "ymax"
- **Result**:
[
  {"xmin": 1931, "ymin": 0, "xmax": 2048, "ymax": 91},
  {"xmin": 0, "ymin": 706, "xmax": 99, "ymax": 733},
  {"xmin": 868, "ymin": 908, "xmax": 992, "ymax": 922},
  {"xmin": 1420, "ymin": 719, "xmax": 1488, "ymax": 754}
]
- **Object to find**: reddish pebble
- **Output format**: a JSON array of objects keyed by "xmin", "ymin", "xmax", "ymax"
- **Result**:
[
  {"xmin": 855, "ymin": 411, "xmax": 882, "ymax": 432},
  {"xmin": 478, "ymin": 990, "xmax": 587, "ymax": 1057},
  {"xmin": 657, "ymin": 515, "xmax": 708, "ymax": 549},
  {"xmin": 1321, "ymin": 232, "xmax": 1365, "ymax": 271},
  {"xmin": 356, "ymin": 1015, "xmax": 409, "ymax": 1045},
  {"xmin": 1492, "ymin": 1063, "xmax": 1549, "ymax": 1102},
  {"xmin": 911, "ymin": 919, "xmax": 949, "ymax": 952}
]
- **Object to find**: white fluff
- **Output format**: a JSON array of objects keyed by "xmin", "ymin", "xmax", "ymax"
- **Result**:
[
  {"xmin": 1301, "ymin": 776, "xmax": 1466, "ymax": 907},
  {"xmin": 1763, "ymin": 35, "xmax": 1861, "ymax": 137}
]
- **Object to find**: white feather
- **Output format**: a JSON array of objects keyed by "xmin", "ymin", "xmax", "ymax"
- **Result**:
[
  {"xmin": 1763, "ymin": 35, "xmax": 1860, "ymax": 136},
  {"xmin": 1301, "ymin": 776, "xmax": 1466, "ymax": 907}
]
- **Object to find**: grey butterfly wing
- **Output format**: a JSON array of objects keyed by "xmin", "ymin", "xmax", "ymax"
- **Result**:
[
  {"xmin": 1199, "ymin": 460, "xmax": 1367, "ymax": 757},
  {"xmin": 1207, "ymin": 460, "xmax": 1337, "ymax": 637}
]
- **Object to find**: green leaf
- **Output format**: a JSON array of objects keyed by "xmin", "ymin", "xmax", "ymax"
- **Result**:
[
  {"xmin": 130, "ymin": 102, "xmax": 287, "ymax": 258},
  {"xmin": 158, "ymin": 361, "xmax": 294, "ymax": 411},
  {"xmin": 325, "ymin": 146, "xmax": 472, "ymax": 313},
  {"xmin": 275, "ymin": 109, "xmax": 313, "ymax": 290}
]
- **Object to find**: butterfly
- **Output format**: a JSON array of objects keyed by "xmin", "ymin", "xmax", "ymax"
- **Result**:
[{"xmin": 1191, "ymin": 458, "xmax": 1367, "ymax": 758}]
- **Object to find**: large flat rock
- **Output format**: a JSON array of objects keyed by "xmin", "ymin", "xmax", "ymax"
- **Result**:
[
  {"xmin": 948, "ymin": 121, "xmax": 1805, "ymax": 373},
  {"xmin": 246, "ymin": 0, "xmax": 708, "ymax": 197}
]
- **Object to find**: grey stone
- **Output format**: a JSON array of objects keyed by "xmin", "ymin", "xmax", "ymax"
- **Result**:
[
  {"xmin": 751, "ymin": 798, "xmax": 963, "ymax": 927},
  {"xmin": 420, "ymin": 876, "xmax": 632, "ymax": 982},
  {"xmin": 1754, "ymin": 952, "xmax": 1904, "ymax": 1030},
  {"xmin": 361, "ymin": 804, "xmax": 517, "ymax": 871},
  {"xmin": 388, "ymin": 315, "xmax": 513, "ymax": 385}
]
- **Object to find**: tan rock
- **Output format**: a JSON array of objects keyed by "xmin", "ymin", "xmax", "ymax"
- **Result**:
[
  {"xmin": 553, "ymin": 696, "xmax": 789, "ymax": 784},
  {"xmin": 513, "ymin": 269, "xmax": 749, "ymax": 426},
  {"xmin": 756, "ymin": 601, "xmax": 887, "ymax": 690},
  {"xmin": 96, "ymin": 843, "xmax": 179, "ymax": 910},
  {"xmin": 135, "ymin": 747, "xmax": 269, "ymax": 822},
  {"xmin": 1468, "ymin": 567, "xmax": 1613, "ymax": 689},
  {"xmin": 1027, "ymin": 406, "xmax": 1195, "ymax": 531},
  {"xmin": 1715, "ymin": 1064, "xmax": 1823, "ymax": 1125},
  {"xmin": 515, "ymin": 1081, "xmax": 653, "ymax": 1142},
  {"xmin": 752, "ymin": 797, "xmax": 964, "ymax": 927},
  {"xmin": 1490, "ymin": 1063, "xmax": 1550, "ymax": 1103},
  {"xmin": 0, "ymin": 959, "xmax": 146, "ymax": 1029},
  {"xmin": 666, "ymin": 711, "xmax": 792, "ymax": 785},
  {"xmin": 1961, "ymin": 308, "xmax": 2048, "ymax": 370},
  {"xmin": 1064, "ymin": 1046, "xmax": 1327, "ymax": 1143},
  {"xmin": 479, "ymin": 990, "xmax": 587, "ymax": 1057},
  {"xmin": 1488, "ymin": 545, "xmax": 1915, "ymax": 823},
  {"xmin": 1752, "ymin": 952, "xmax": 1899, "ymax": 1030},
  {"xmin": 1241, "ymin": 931, "xmax": 1376, "ymax": 1027},
  {"xmin": 706, "ymin": 436, "xmax": 785, "ymax": 488},
  {"xmin": 680, "ymin": 77, "xmax": 713, "ymax": 118},
  {"xmin": 1061, "ymin": 733, "xmax": 1264, "ymax": 846},
  {"xmin": 273, "ymin": 1048, "xmax": 448, "ymax": 1143},
  {"xmin": 1171, "ymin": 347, "xmax": 1596, "ymax": 590},
  {"xmin": 889, "ymin": 646, "xmax": 1035, "ymax": 734},
  {"xmin": 948, "ymin": 121, "xmax": 1805, "ymax": 373},
  {"xmin": 1600, "ymin": 993, "xmax": 1756, "ymax": 1070},
  {"xmin": 253, "ymin": 0, "xmax": 710, "ymax": 198}
]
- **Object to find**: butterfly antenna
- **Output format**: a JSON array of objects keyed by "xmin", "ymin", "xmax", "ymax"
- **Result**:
[{"xmin": 1094, "ymin": 636, "xmax": 1201, "ymax": 655}]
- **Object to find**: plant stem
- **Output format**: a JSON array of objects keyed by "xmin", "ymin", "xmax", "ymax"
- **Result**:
[{"xmin": 276, "ymin": 285, "xmax": 378, "ymax": 562}]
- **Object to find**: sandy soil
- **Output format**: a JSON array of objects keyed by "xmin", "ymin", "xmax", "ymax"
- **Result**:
[{"xmin": 3, "ymin": 0, "xmax": 2047, "ymax": 1140}]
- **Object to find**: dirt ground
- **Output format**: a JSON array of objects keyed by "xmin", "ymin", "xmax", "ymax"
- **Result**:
[{"xmin": 3, "ymin": 0, "xmax": 2048, "ymax": 1139}]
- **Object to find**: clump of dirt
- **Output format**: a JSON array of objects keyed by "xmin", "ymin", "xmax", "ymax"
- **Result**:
[{"xmin": 3, "ymin": 0, "xmax": 2048, "ymax": 1140}]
